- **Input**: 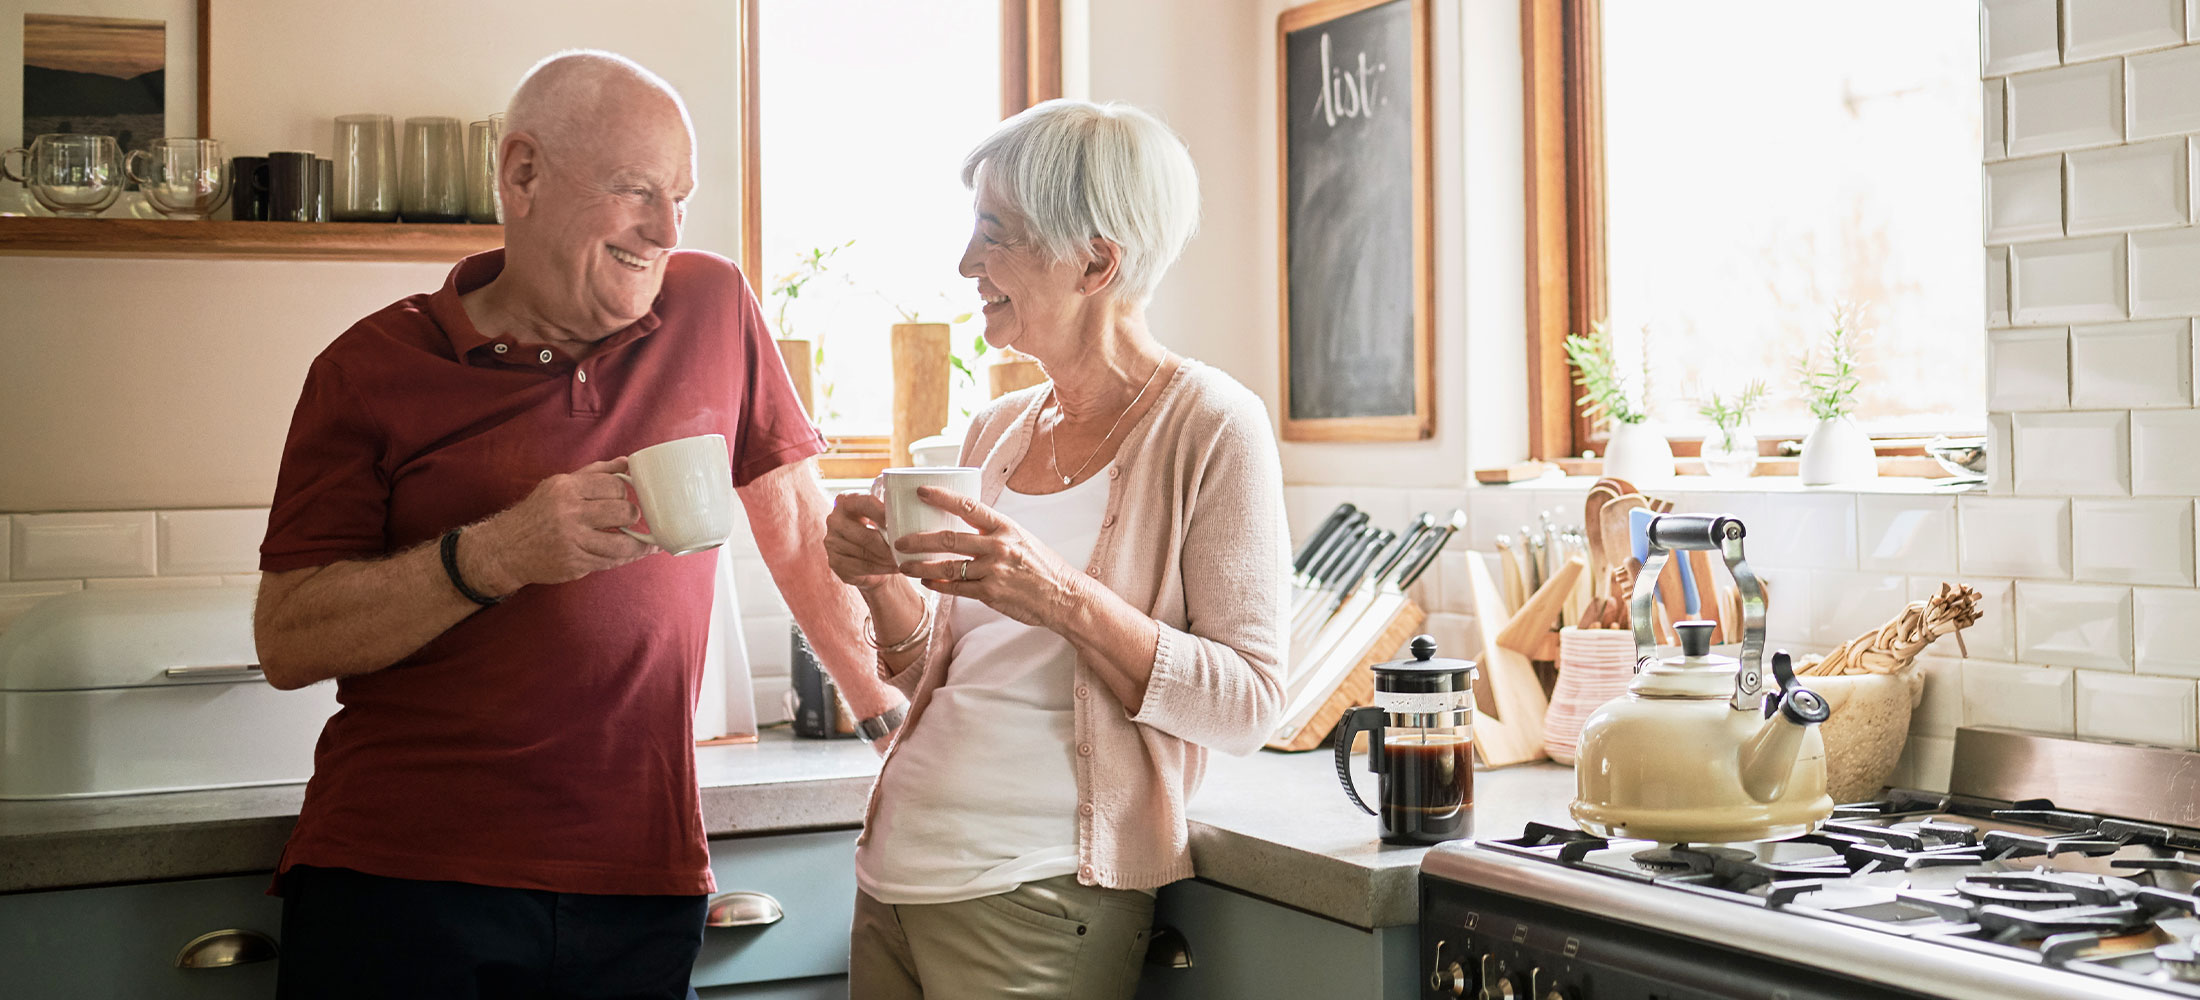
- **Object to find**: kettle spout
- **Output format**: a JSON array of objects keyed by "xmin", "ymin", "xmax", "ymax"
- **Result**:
[{"xmin": 1738, "ymin": 687, "xmax": 1831, "ymax": 803}]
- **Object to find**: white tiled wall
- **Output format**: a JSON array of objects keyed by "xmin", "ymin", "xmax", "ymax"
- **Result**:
[{"xmin": 0, "ymin": 508, "xmax": 259, "ymax": 631}]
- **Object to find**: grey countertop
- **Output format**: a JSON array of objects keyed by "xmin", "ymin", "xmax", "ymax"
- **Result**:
[{"xmin": 0, "ymin": 730, "xmax": 1581, "ymax": 931}]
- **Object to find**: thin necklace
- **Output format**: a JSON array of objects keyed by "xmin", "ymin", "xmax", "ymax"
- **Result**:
[{"xmin": 1049, "ymin": 354, "xmax": 1168, "ymax": 487}]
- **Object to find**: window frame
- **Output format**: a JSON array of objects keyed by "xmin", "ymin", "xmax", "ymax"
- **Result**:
[
  {"xmin": 734, "ymin": 1, "xmax": 1059, "ymax": 470},
  {"xmin": 1520, "ymin": 0, "xmax": 1969, "ymax": 474}
]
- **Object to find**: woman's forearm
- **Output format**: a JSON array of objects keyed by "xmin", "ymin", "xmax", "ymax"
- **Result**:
[
  {"xmin": 865, "ymin": 577, "xmax": 933, "ymax": 676},
  {"xmin": 1054, "ymin": 575, "xmax": 1162, "ymax": 713}
]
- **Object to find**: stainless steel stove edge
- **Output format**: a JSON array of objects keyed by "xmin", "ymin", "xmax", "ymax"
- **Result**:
[{"xmin": 1422, "ymin": 840, "xmax": 2172, "ymax": 1000}]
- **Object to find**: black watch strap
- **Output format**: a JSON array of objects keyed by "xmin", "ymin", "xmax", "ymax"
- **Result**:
[{"xmin": 440, "ymin": 527, "xmax": 503, "ymax": 607}]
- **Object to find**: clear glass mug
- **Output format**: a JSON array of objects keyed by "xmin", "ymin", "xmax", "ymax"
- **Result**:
[
  {"xmin": 400, "ymin": 116, "xmax": 465, "ymax": 222},
  {"xmin": 333, "ymin": 114, "xmax": 398, "ymax": 221},
  {"xmin": 124, "ymin": 138, "xmax": 231, "ymax": 219},
  {"xmin": 2, "ymin": 133, "xmax": 124, "ymax": 217}
]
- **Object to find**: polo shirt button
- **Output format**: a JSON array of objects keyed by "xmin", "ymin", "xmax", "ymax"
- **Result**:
[
  {"xmin": 538, "ymin": 349, "xmax": 553, "ymax": 363},
  {"xmin": 492, "ymin": 343, "xmax": 508, "ymax": 354},
  {"xmin": 1076, "ymin": 686, "xmax": 1089, "ymax": 699},
  {"xmin": 577, "ymin": 369, "xmax": 588, "ymax": 383},
  {"xmin": 1078, "ymin": 743, "xmax": 1093, "ymax": 756},
  {"xmin": 1080, "ymin": 803, "xmax": 1094, "ymax": 817}
]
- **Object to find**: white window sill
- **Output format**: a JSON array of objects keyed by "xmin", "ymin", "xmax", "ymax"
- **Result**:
[{"xmin": 1485, "ymin": 474, "xmax": 1984, "ymax": 496}]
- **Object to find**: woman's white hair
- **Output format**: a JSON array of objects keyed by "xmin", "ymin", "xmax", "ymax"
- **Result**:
[{"xmin": 961, "ymin": 99, "xmax": 1200, "ymax": 306}]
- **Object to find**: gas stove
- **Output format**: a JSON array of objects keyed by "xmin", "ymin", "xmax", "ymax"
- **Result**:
[{"xmin": 1419, "ymin": 728, "xmax": 2200, "ymax": 1000}]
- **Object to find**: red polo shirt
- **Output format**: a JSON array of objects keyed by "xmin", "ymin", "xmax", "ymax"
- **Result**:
[{"xmin": 260, "ymin": 249, "xmax": 823, "ymax": 896}]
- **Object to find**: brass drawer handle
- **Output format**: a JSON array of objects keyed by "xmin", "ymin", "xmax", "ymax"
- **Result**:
[
  {"xmin": 175, "ymin": 928, "xmax": 279, "ymax": 968},
  {"xmin": 705, "ymin": 891, "xmax": 784, "ymax": 928}
]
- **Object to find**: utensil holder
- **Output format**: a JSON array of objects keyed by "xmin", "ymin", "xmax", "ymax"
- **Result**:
[{"xmin": 1542, "ymin": 627, "xmax": 1636, "ymax": 765}]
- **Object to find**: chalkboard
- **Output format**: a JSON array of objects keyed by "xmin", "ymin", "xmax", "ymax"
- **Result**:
[{"xmin": 1278, "ymin": 0, "xmax": 1433, "ymax": 441}]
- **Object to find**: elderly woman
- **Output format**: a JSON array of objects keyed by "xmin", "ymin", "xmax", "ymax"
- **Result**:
[{"xmin": 823, "ymin": 99, "xmax": 1287, "ymax": 999}]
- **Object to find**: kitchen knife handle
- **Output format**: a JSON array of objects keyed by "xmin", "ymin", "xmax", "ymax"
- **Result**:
[
  {"xmin": 1395, "ymin": 512, "xmax": 1463, "ymax": 591},
  {"xmin": 1294, "ymin": 504, "xmax": 1357, "ymax": 574}
]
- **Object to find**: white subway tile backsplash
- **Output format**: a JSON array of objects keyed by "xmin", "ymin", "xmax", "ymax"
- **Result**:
[
  {"xmin": 742, "ymin": 613, "xmax": 794, "ymax": 677},
  {"xmin": 1857, "ymin": 495, "xmax": 1958, "ymax": 575},
  {"xmin": 1900, "ymin": 735, "xmax": 1958, "ymax": 793},
  {"xmin": 2132, "ymin": 409, "xmax": 2200, "ymax": 494},
  {"xmin": 1958, "ymin": 496, "xmax": 2072, "ymax": 579},
  {"xmin": 0, "ymin": 580, "xmax": 83, "ymax": 632},
  {"xmin": 2129, "ymin": 227, "xmax": 2200, "ymax": 316},
  {"xmin": 2071, "ymin": 498, "xmax": 2197, "ymax": 584},
  {"xmin": 2128, "ymin": 44, "xmax": 2200, "ymax": 138},
  {"xmin": 84, "ymin": 576, "xmax": 224, "ymax": 590},
  {"xmin": 2007, "ymin": 60, "xmax": 2126, "ymax": 156},
  {"xmin": 2009, "ymin": 236, "xmax": 2129, "ymax": 324},
  {"xmin": 1910, "ymin": 656, "xmax": 1965, "ymax": 739},
  {"xmin": 2136, "ymin": 586, "xmax": 2200, "ymax": 676},
  {"xmin": 223, "ymin": 573, "xmax": 260, "ymax": 588},
  {"xmin": 10, "ymin": 512, "xmax": 157, "ymax": 581},
  {"xmin": 1435, "ymin": 551, "xmax": 1471, "ymax": 614},
  {"xmin": 2065, "ymin": 0, "xmax": 2185, "ymax": 61},
  {"xmin": 1985, "ymin": 155, "xmax": 2065, "ymax": 243},
  {"xmin": 2011, "ymin": 410, "xmax": 2131, "ymax": 495},
  {"xmin": 2076, "ymin": 669, "xmax": 2198, "ymax": 746},
  {"xmin": 1984, "ymin": 0, "xmax": 2063, "ymax": 76},
  {"xmin": 1987, "ymin": 328, "xmax": 2071, "ymax": 410},
  {"xmin": 1917, "ymin": 577, "xmax": 2018, "ymax": 662},
  {"xmin": 1988, "ymin": 247, "xmax": 2012, "ymax": 327},
  {"xmin": 155, "ymin": 508, "xmax": 267, "ymax": 577},
  {"xmin": 2018, "ymin": 581, "xmax": 2135, "ymax": 669},
  {"xmin": 1465, "ymin": 487, "xmax": 1534, "ymax": 552},
  {"xmin": 2070, "ymin": 319, "xmax": 2194, "ymax": 407},
  {"xmin": 1808, "ymin": 571, "xmax": 1909, "ymax": 647},
  {"xmin": 1422, "ymin": 611, "xmax": 1475, "ymax": 664},
  {"xmin": 1963, "ymin": 660, "xmax": 2078, "ymax": 733},
  {"xmin": 2067, "ymin": 139, "xmax": 2191, "ymax": 234},
  {"xmin": 1989, "ymin": 412, "xmax": 2016, "ymax": 495},
  {"xmin": 1748, "ymin": 493, "xmax": 1857, "ymax": 571},
  {"xmin": 1759, "ymin": 568, "xmax": 1813, "ymax": 648},
  {"xmin": 731, "ymin": 557, "xmax": 790, "ymax": 616}
]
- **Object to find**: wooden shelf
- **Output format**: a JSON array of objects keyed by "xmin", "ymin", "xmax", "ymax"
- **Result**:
[{"xmin": 0, "ymin": 217, "xmax": 503, "ymax": 262}]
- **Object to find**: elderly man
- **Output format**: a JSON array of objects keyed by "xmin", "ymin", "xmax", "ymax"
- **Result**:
[{"xmin": 253, "ymin": 51, "xmax": 894, "ymax": 999}]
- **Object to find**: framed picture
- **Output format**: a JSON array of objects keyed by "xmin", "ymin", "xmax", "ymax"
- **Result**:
[
  {"xmin": 3, "ymin": 0, "xmax": 204, "ymax": 159},
  {"xmin": 1276, "ymin": 0, "xmax": 1434, "ymax": 442}
]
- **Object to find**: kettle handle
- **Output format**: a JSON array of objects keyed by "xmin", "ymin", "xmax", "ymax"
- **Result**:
[{"xmin": 1333, "ymin": 705, "xmax": 1386, "ymax": 816}]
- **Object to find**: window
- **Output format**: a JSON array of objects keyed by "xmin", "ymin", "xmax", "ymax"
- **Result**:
[
  {"xmin": 1524, "ymin": 0, "xmax": 1986, "ymax": 460},
  {"xmin": 739, "ymin": 0, "xmax": 1060, "ymax": 443}
]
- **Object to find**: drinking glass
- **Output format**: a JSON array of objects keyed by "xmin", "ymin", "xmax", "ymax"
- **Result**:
[
  {"xmin": 465, "ymin": 120, "xmax": 499, "ymax": 223},
  {"xmin": 1, "ymin": 134, "xmax": 123, "ymax": 217},
  {"xmin": 400, "ymin": 116, "xmax": 464, "ymax": 222},
  {"xmin": 123, "ymin": 138, "xmax": 231, "ymax": 219},
  {"xmin": 333, "ymin": 113, "xmax": 398, "ymax": 221}
]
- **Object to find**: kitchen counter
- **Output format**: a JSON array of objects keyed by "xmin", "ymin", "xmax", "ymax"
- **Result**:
[
  {"xmin": 0, "ymin": 729, "xmax": 885, "ymax": 894},
  {"xmin": 0, "ymin": 729, "xmax": 1583, "ymax": 934},
  {"xmin": 1185, "ymin": 749, "xmax": 1577, "ymax": 930}
]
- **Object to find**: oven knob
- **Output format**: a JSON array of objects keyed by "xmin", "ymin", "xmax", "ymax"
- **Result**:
[
  {"xmin": 1428, "ymin": 960, "xmax": 1468, "ymax": 996},
  {"xmin": 1533, "ymin": 967, "xmax": 1577, "ymax": 1000},
  {"xmin": 1478, "ymin": 970, "xmax": 1531, "ymax": 1000},
  {"xmin": 1541, "ymin": 986, "xmax": 1577, "ymax": 1000}
]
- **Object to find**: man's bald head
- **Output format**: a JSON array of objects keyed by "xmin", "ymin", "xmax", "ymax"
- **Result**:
[{"xmin": 505, "ymin": 50, "xmax": 693, "ymax": 160}]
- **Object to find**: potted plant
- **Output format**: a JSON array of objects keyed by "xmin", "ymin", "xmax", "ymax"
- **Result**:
[
  {"xmin": 1796, "ymin": 310, "xmax": 1876, "ymax": 485},
  {"xmin": 882, "ymin": 299, "xmax": 980, "ymax": 468},
  {"xmin": 1564, "ymin": 322, "xmax": 1671, "ymax": 483},
  {"xmin": 767, "ymin": 240, "xmax": 855, "ymax": 419},
  {"xmin": 1697, "ymin": 380, "xmax": 1766, "ymax": 478}
]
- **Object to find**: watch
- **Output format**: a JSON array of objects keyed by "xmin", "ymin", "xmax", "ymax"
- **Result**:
[{"xmin": 856, "ymin": 703, "xmax": 906, "ymax": 744}]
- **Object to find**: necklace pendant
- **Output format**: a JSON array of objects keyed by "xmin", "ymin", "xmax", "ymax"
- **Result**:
[{"xmin": 1061, "ymin": 474, "xmax": 1073, "ymax": 486}]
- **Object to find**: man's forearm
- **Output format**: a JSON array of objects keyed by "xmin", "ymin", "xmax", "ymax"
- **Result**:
[{"xmin": 254, "ymin": 535, "xmax": 492, "ymax": 689}]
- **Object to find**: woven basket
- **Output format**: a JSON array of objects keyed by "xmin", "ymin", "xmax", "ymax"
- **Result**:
[{"xmin": 1808, "ymin": 668, "xmax": 1925, "ymax": 803}]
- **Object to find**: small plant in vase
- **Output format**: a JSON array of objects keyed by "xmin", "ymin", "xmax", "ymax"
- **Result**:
[
  {"xmin": 1796, "ymin": 309, "xmax": 1876, "ymax": 485},
  {"xmin": 767, "ymin": 240, "xmax": 855, "ymax": 420},
  {"xmin": 1564, "ymin": 322, "xmax": 1671, "ymax": 482},
  {"xmin": 1697, "ymin": 380, "xmax": 1766, "ymax": 478}
]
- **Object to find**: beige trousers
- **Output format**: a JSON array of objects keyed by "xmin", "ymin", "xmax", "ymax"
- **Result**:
[{"xmin": 849, "ymin": 875, "xmax": 1156, "ymax": 1000}]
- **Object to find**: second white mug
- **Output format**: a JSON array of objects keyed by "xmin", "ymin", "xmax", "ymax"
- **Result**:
[
  {"xmin": 872, "ymin": 467, "xmax": 983, "ymax": 566},
  {"xmin": 617, "ymin": 434, "xmax": 734, "ymax": 556}
]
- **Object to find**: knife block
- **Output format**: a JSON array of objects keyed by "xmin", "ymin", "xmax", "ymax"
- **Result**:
[{"xmin": 1269, "ymin": 599, "xmax": 1427, "ymax": 752}]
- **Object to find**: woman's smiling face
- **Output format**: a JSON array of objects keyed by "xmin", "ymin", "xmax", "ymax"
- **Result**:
[{"xmin": 957, "ymin": 185, "xmax": 1088, "ymax": 356}]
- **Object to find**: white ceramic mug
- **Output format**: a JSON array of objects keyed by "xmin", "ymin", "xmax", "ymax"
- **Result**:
[
  {"xmin": 616, "ymin": 434, "xmax": 734, "ymax": 556},
  {"xmin": 871, "ymin": 467, "xmax": 983, "ymax": 566}
]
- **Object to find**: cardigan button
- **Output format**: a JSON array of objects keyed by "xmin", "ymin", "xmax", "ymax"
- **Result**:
[
  {"xmin": 1076, "ymin": 686, "xmax": 1090, "ymax": 699},
  {"xmin": 1080, "ymin": 803, "xmax": 1094, "ymax": 817},
  {"xmin": 1080, "ymin": 864, "xmax": 1095, "ymax": 879},
  {"xmin": 1086, "ymin": 567, "xmax": 1098, "ymax": 577},
  {"xmin": 1078, "ymin": 743, "xmax": 1094, "ymax": 757},
  {"xmin": 1108, "ymin": 467, "xmax": 1121, "ymax": 479},
  {"xmin": 1102, "ymin": 514, "xmax": 1115, "ymax": 528}
]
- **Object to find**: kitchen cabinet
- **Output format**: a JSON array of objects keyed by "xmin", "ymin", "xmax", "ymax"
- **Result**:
[
  {"xmin": 0, "ymin": 828, "xmax": 860, "ymax": 999},
  {"xmin": 1134, "ymin": 878, "xmax": 1418, "ymax": 1000}
]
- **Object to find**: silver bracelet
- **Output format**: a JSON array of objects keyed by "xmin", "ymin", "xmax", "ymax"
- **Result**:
[{"xmin": 863, "ymin": 596, "xmax": 934, "ymax": 654}]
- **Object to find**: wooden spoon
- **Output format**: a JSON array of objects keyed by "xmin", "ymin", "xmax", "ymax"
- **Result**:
[{"xmin": 1583, "ymin": 484, "xmax": 1621, "ymax": 599}]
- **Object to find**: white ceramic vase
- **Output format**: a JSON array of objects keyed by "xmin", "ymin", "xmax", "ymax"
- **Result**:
[
  {"xmin": 1798, "ymin": 416, "xmax": 1877, "ymax": 485},
  {"xmin": 1701, "ymin": 427, "xmax": 1758, "ymax": 479},
  {"xmin": 1601, "ymin": 420, "xmax": 1674, "ymax": 484}
]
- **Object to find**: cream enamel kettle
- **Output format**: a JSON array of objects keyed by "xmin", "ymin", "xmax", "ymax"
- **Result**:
[{"xmin": 1570, "ymin": 514, "xmax": 1834, "ymax": 843}]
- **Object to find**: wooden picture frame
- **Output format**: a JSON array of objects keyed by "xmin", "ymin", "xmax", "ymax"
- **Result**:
[
  {"xmin": 1276, "ymin": 0, "xmax": 1434, "ymax": 442},
  {"xmin": 4, "ymin": 0, "xmax": 205, "ymax": 151}
]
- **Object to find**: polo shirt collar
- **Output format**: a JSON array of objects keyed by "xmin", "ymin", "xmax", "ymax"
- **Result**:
[{"xmin": 427, "ymin": 248, "xmax": 668, "ymax": 366}]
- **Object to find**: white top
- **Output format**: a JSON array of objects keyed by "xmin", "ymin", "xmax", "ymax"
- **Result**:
[{"xmin": 855, "ymin": 471, "xmax": 1110, "ymax": 904}]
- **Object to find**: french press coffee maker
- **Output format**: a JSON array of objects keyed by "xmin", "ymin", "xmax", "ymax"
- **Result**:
[{"xmin": 1332, "ymin": 635, "xmax": 1478, "ymax": 845}]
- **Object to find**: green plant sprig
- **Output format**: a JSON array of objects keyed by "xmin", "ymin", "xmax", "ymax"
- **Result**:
[
  {"xmin": 1698, "ymin": 380, "xmax": 1767, "ymax": 433},
  {"xmin": 1562, "ymin": 322, "xmax": 1648, "ymax": 426},
  {"xmin": 766, "ymin": 239, "xmax": 855, "ymax": 344},
  {"xmin": 1798, "ymin": 311, "xmax": 1864, "ymax": 421}
]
